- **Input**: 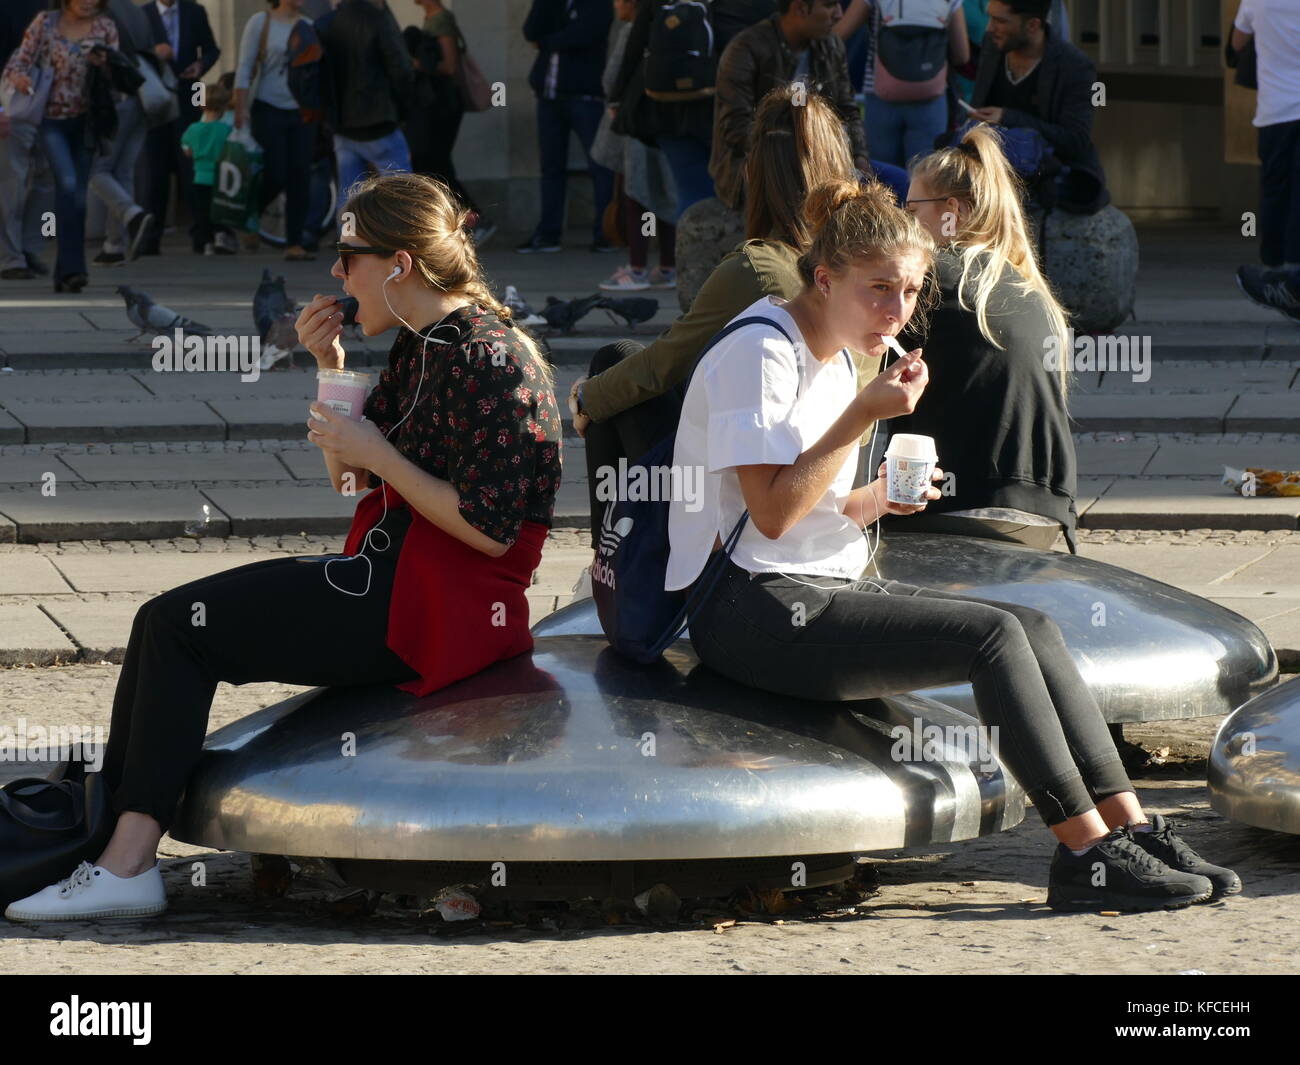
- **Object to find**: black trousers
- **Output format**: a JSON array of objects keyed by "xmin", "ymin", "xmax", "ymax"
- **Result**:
[
  {"xmin": 100, "ymin": 507, "xmax": 419, "ymax": 835},
  {"xmin": 139, "ymin": 109, "xmax": 197, "ymax": 251},
  {"xmin": 582, "ymin": 340, "xmax": 682, "ymax": 543},
  {"xmin": 1259, "ymin": 118, "xmax": 1300, "ymax": 267},
  {"xmin": 408, "ymin": 103, "xmax": 481, "ymax": 215},
  {"xmin": 190, "ymin": 183, "xmax": 213, "ymax": 250},
  {"xmin": 687, "ymin": 560, "xmax": 1133, "ymax": 828}
]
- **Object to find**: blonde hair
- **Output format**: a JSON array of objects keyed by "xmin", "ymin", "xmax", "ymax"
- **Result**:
[
  {"xmin": 797, "ymin": 178, "xmax": 939, "ymax": 335},
  {"xmin": 909, "ymin": 124, "xmax": 1071, "ymax": 401},
  {"xmin": 340, "ymin": 172, "xmax": 552, "ymax": 386},
  {"xmin": 744, "ymin": 85, "xmax": 855, "ymax": 246}
]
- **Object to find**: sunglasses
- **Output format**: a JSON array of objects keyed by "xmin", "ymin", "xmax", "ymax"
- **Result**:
[
  {"xmin": 334, "ymin": 242, "xmax": 394, "ymax": 277},
  {"xmin": 904, "ymin": 197, "xmax": 949, "ymax": 209}
]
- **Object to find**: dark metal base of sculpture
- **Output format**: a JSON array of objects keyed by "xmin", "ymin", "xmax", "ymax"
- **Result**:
[
  {"xmin": 536, "ymin": 533, "xmax": 1278, "ymax": 724},
  {"xmin": 170, "ymin": 636, "xmax": 1024, "ymax": 895},
  {"xmin": 1210, "ymin": 675, "xmax": 1300, "ymax": 835}
]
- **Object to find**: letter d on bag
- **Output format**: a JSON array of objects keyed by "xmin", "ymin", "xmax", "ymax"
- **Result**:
[{"xmin": 217, "ymin": 160, "xmax": 241, "ymax": 199}]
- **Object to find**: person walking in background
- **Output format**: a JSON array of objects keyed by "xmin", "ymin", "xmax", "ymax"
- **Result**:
[
  {"xmin": 606, "ymin": 0, "xmax": 717, "ymax": 227},
  {"xmin": 318, "ymin": 0, "xmax": 414, "ymax": 200},
  {"xmin": 835, "ymin": 0, "xmax": 968, "ymax": 168},
  {"xmin": 1232, "ymin": 0, "xmax": 1300, "ymax": 321},
  {"xmin": 710, "ymin": 0, "xmax": 877, "ymax": 211},
  {"xmin": 181, "ymin": 79, "xmax": 231, "ymax": 255},
  {"xmin": 138, "ymin": 0, "xmax": 220, "ymax": 256},
  {"xmin": 592, "ymin": 0, "xmax": 676, "ymax": 291},
  {"xmin": 88, "ymin": 0, "xmax": 156, "ymax": 265},
  {"xmin": 518, "ymin": 0, "xmax": 615, "ymax": 254},
  {"xmin": 234, "ymin": 0, "xmax": 316, "ymax": 261},
  {"xmin": 2, "ymin": 0, "xmax": 119, "ymax": 293},
  {"xmin": 0, "ymin": 0, "xmax": 51, "ymax": 281},
  {"xmin": 405, "ymin": 0, "xmax": 496, "ymax": 246}
]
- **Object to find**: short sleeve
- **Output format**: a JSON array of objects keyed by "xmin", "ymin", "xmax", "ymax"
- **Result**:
[
  {"xmin": 1234, "ymin": 1, "xmax": 1254, "ymax": 34},
  {"xmin": 447, "ymin": 337, "xmax": 554, "ymax": 546},
  {"xmin": 701, "ymin": 329, "xmax": 804, "ymax": 473}
]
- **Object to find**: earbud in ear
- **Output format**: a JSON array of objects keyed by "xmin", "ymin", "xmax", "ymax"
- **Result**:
[{"xmin": 386, "ymin": 265, "xmax": 403, "ymax": 281}]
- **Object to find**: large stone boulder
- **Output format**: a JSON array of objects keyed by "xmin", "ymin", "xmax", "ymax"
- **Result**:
[
  {"xmin": 1030, "ymin": 204, "xmax": 1139, "ymax": 334},
  {"xmin": 674, "ymin": 197, "xmax": 746, "ymax": 312}
]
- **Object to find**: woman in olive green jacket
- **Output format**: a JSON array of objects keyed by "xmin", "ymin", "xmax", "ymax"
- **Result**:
[{"xmin": 571, "ymin": 84, "xmax": 881, "ymax": 542}]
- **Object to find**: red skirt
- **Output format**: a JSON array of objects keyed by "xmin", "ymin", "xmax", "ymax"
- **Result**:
[{"xmin": 343, "ymin": 483, "xmax": 548, "ymax": 697}]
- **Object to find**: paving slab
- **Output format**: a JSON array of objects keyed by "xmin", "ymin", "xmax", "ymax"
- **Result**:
[
  {"xmin": 197, "ymin": 484, "xmax": 358, "ymax": 535},
  {"xmin": 0, "ymin": 373, "xmax": 154, "ymax": 401},
  {"xmin": 2, "ymin": 398, "xmax": 225, "ymax": 442},
  {"xmin": 1074, "ymin": 441, "xmax": 1158, "ymax": 475},
  {"xmin": 57, "ymin": 451, "xmax": 294, "ymax": 483},
  {"xmin": 206, "ymin": 398, "xmax": 317, "ymax": 438},
  {"xmin": 0, "ymin": 408, "xmax": 23, "ymax": 443},
  {"xmin": 1144, "ymin": 441, "xmax": 1300, "ymax": 476},
  {"xmin": 276, "ymin": 449, "xmax": 332, "ymax": 480},
  {"xmin": 0, "ymin": 454, "xmax": 81, "ymax": 485},
  {"xmin": 0, "ymin": 555, "xmax": 74, "ymax": 594},
  {"xmin": 1074, "ymin": 476, "xmax": 1115, "ymax": 516},
  {"xmin": 552, "ymin": 477, "xmax": 590, "ymax": 526},
  {"xmin": 1224, "ymin": 393, "xmax": 1300, "ymax": 432},
  {"xmin": 0, "ymin": 603, "xmax": 77, "ymax": 665},
  {"xmin": 1067, "ymin": 394, "xmax": 1234, "ymax": 433},
  {"xmin": 1211, "ymin": 544, "xmax": 1300, "ymax": 590},
  {"xmin": 1092, "ymin": 363, "xmax": 1298, "ymax": 393},
  {"xmin": 36, "ymin": 598, "xmax": 143, "ymax": 661},
  {"xmin": 131, "ymin": 369, "xmax": 317, "ymax": 400},
  {"xmin": 1081, "ymin": 477, "xmax": 1300, "ymax": 529},
  {"xmin": 1267, "ymin": 323, "xmax": 1300, "ymax": 346},
  {"xmin": 1074, "ymin": 543, "xmax": 1277, "ymax": 587},
  {"xmin": 0, "ymin": 486, "xmax": 230, "ymax": 541},
  {"xmin": 49, "ymin": 553, "xmax": 285, "ymax": 593}
]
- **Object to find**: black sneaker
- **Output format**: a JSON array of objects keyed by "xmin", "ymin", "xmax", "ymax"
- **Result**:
[
  {"xmin": 1235, "ymin": 264, "xmax": 1300, "ymax": 321},
  {"xmin": 1047, "ymin": 827, "xmax": 1213, "ymax": 912},
  {"xmin": 92, "ymin": 250, "xmax": 125, "ymax": 266},
  {"xmin": 1127, "ymin": 814, "xmax": 1241, "ymax": 898},
  {"xmin": 125, "ymin": 211, "xmax": 154, "ymax": 262},
  {"xmin": 516, "ymin": 234, "xmax": 561, "ymax": 254}
]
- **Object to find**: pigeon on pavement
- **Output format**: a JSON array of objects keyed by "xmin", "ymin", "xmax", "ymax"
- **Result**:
[
  {"xmin": 503, "ymin": 284, "xmax": 546, "ymax": 327},
  {"xmin": 117, "ymin": 285, "xmax": 213, "ymax": 341},
  {"xmin": 597, "ymin": 295, "xmax": 659, "ymax": 330},
  {"xmin": 540, "ymin": 293, "xmax": 605, "ymax": 335},
  {"xmin": 253, "ymin": 270, "xmax": 299, "ymax": 370}
]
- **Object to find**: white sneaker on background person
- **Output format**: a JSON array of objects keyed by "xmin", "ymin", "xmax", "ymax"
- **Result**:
[
  {"xmin": 4, "ymin": 860, "xmax": 167, "ymax": 922},
  {"xmin": 599, "ymin": 265, "xmax": 651, "ymax": 291}
]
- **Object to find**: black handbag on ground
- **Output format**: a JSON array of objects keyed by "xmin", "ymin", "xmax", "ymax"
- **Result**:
[{"xmin": 0, "ymin": 763, "xmax": 116, "ymax": 909}]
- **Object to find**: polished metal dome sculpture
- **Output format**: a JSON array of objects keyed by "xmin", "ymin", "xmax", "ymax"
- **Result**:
[
  {"xmin": 1209, "ymin": 675, "xmax": 1300, "ymax": 835},
  {"xmin": 536, "ymin": 533, "xmax": 1278, "ymax": 724},
  {"xmin": 170, "ymin": 636, "xmax": 1024, "ymax": 895}
]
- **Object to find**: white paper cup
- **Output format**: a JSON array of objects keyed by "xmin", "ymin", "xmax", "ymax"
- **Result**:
[
  {"xmin": 885, "ymin": 433, "xmax": 938, "ymax": 506},
  {"xmin": 315, "ymin": 369, "xmax": 372, "ymax": 422}
]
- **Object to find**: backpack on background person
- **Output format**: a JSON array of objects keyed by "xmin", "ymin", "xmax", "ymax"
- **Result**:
[
  {"xmin": 643, "ymin": 0, "xmax": 718, "ymax": 101},
  {"xmin": 286, "ymin": 18, "xmax": 330, "ymax": 123},
  {"xmin": 873, "ymin": 0, "xmax": 954, "ymax": 102}
]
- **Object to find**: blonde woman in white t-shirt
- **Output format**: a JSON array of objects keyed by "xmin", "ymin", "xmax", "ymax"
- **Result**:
[{"xmin": 668, "ymin": 177, "xmax": 1241, "ymax": 914}]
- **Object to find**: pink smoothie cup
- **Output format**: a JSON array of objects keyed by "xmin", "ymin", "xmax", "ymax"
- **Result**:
[{"xmin": 315, "ymin": 369, "xmax": 372, "ymax": 421}]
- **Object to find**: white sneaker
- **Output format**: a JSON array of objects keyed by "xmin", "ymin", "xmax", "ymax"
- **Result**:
[{"xmin": 4, "ymin": 860, "xmax": 167, "ymax": 921}]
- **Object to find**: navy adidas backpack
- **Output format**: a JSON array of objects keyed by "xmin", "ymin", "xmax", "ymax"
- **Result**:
[{"xmin": 591, "ymin": 315, "xmax": 794, "ymax": 663}]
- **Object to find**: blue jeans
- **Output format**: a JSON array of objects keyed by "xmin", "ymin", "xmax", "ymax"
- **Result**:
[
  {"xmin": 0, "ymin": 115, "xmax": 52, "ymax": 271},
  {"xmin": 334, "ymin": 128, "xmax": 411, "ymax": 202},
  {"xmin": 1258, "ymin": 118, "xmax": 1300, "ymax": 267},
  {"xmin": 252, "ymin": 101, "xmax": 315, "ymax": 250},
  {"xmin": 534, "ymin": 95, "xmax": 613, "ymax": 244},
  {"xmin": 39, "ymin": 115, "xmax": 93, "ymax": 279},
  {"xmin": 864, "ymin": 91, "xmax": 949, "ymax": 168},
  {"xmin": 656, "ymin": 134, "xmax": 715, "ymax": 223},
  {"xmin": 89, "ymin": 94, "xmax": 148, "ymax": 251}
]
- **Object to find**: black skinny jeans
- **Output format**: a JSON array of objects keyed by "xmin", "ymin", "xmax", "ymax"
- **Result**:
[
  {"xmin": 100, "ymin": 507, "xmax": 419, "ymax": 835},
  {"xmin": 687, "ymin": 559, "xmax": 1133, "ymax": 827}
]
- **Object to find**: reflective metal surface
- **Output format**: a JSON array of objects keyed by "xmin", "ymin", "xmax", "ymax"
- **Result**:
[
  {"xmin": 1209, "ymin": 675, "xmax": 1300, "ymax": 835},
  {"xmin": 535, "ymin": 533, "xmax": 1277, "ymax": 723},
  {"xmin": 170, "ymin": 635, "xmax": 1024, "ymax": 861}
]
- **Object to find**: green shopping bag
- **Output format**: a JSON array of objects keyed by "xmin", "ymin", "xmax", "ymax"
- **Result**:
[{"xmin": 210, "ymin": 129, "xmax": 264, "ymax": 232}]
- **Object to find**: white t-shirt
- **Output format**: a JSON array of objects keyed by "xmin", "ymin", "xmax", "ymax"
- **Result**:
[
  {"xmin": 1235, "ymin": 0, "xmax": 1300, "ymax": 128},
  {"xmin": 665, "ymin": 296, "xmax": 868, "ymax": 591}
]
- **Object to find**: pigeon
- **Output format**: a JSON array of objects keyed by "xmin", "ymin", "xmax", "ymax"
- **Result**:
[
  {"xmin": 503, "ymin": 284, "xmax": 546, "ymax": 327},
  {"xmin": 253, "ymin": 270, "xmax": 300, "ymax": 370},
  {"xmin": 539, "ymin": 293, "xmax": 605, "ymax": 335},
  {"xmin": 117, "ymin": 285, "xmax": 213, "ymax": 341},
  {"xmin": 597, "ymin": 295, "xmax": 659, "ymax": 330}
]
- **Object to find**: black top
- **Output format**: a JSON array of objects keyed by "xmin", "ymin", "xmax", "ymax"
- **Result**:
[
  {"xmin": 987, "ymin": 57, "xmax": 1041, "ymax": 116},
  {"xmin": 363, "ymin": 304, "xmax": 563, "ymax": 546},
  {"xmin": 893, "ymin": 248, "xmax": 1079, "ymax": 552},
  {"xmin": 317, "ymin": 0, "xmax": 414, "ymax": 139}
]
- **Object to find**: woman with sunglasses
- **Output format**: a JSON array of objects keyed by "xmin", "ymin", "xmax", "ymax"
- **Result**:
[{"xmin": 4, "ymin": 173, "xmax": 561, "ymax": 922}]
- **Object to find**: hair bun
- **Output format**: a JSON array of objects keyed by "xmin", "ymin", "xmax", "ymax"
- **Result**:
[{"xmin": 803, "ymin": 178, "xmax": 866, "ymax": 241}]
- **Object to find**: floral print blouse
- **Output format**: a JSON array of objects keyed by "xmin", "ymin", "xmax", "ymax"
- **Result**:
[
  {"xmin": 363, "ymin": 303, "xmax": 563, "ymax": 546},
  {"xmin": 3, "ymin": 12, "xmax": 119, "ymax": 120}
]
